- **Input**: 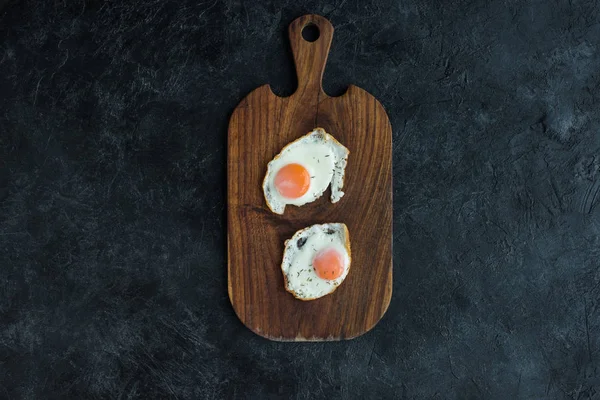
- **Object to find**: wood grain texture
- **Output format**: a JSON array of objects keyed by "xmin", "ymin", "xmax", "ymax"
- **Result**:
[{"xmin": 227, "ymin": 14, "xmax": 392, "ymax": 341}]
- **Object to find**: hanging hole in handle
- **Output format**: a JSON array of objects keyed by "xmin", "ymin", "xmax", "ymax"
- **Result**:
[{"xmin": 301, "ymin": 23, "xmax": 320, "ymax": 42}]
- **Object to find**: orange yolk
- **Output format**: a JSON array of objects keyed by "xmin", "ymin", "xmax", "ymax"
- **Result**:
[
  {"xmin": 274, "ymin": 163, "xmax": 310, "ymax": 199},
  {"xmin": 313, "ymin": 248, "xmax": 345, "ymax": 280}
]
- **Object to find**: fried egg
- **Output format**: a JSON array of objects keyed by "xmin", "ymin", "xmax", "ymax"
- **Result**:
[
  {"xmin": 263, "ymin": 128, "xmax": 349, "ymax": 214},
  {"xmin": 281, "ymin": 223, "xmax": 351, "ymax": 301}
]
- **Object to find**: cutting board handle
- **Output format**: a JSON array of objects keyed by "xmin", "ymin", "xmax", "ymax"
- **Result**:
[{"xmin": 288, "ymin": 14, "xmax": 334, "ymax": 97}]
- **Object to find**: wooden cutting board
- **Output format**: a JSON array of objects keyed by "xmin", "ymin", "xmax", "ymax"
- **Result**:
[{"xmin": 227, "ymin": 14, "xmax": 393, "ymax": 341}]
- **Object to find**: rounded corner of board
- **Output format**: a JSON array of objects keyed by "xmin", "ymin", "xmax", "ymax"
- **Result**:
[
  {"xmin": 227, "ymin": 295, "xmax": 282, "ymax": 341},
  {"xmin": 343, "ymin": 85, "xmax": 392, "ymax": 122},
  {"xmin": 348, "ymin": 306, "xmax": 392, "ymax": 341}
]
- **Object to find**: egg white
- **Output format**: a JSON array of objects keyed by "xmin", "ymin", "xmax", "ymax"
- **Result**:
[
  {"xmin": 281, "ymin": 223, "xmax": 351, "ymax": 300},
  {"xmin": 263, "ymin": 128, "xmax": 349, "ymax": 214}
]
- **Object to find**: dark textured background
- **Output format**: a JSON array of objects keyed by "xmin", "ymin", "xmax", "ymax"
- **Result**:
[{"xmin": 1, "ymin": 0, "xmax": 600, "ymax": 399}]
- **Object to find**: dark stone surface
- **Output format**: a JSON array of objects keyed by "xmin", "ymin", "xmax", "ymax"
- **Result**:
[{"xmin": 1, "ymin": 0, "xmax": 600, "ymax": 399}]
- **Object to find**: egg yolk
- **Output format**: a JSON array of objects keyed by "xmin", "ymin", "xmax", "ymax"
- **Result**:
[
  {"xmin": 313, "ymin": 248, "xmax": 345, "ymax": 280},
  {"xmin": 274, "ymin": 163, "xmax": 310, "ymax": 199}
]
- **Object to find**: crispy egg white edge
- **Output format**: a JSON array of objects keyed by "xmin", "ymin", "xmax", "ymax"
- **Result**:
[
  {"xmin": 263, "ymin": 128, "xmax": 350, "ymax": 215},
  {"xmin": 281, "ymin": 223, "xmax": 351, "ymax": 301}
]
